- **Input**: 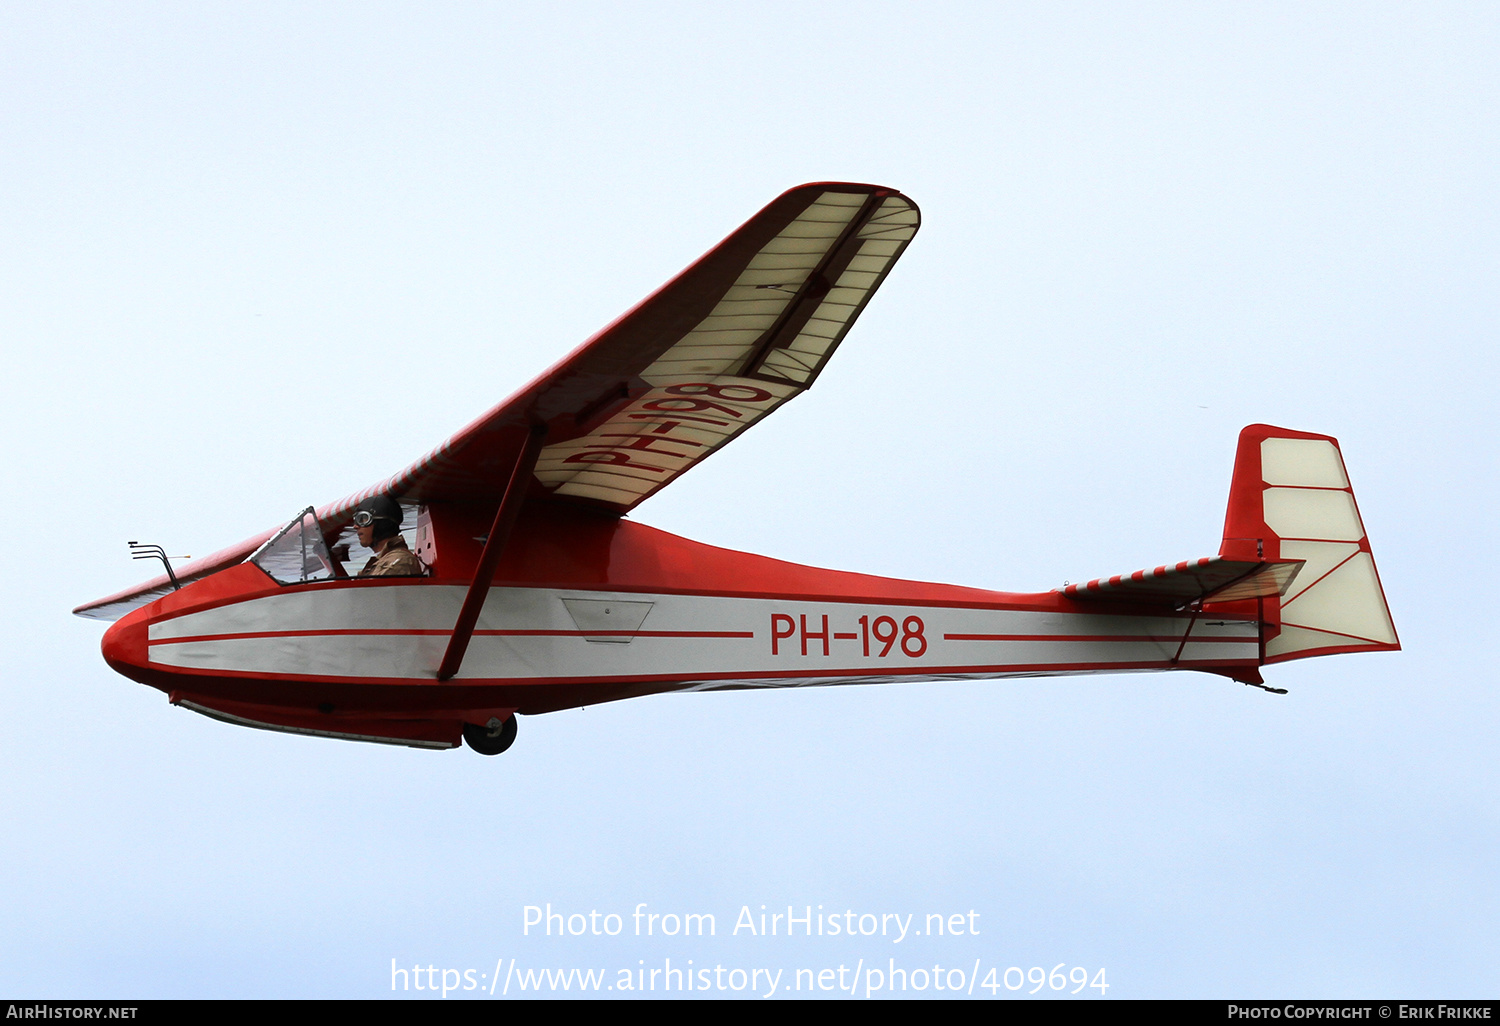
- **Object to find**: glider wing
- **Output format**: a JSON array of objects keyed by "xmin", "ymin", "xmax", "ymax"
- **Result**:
[{"xmin": 74, "ymin": 183, "xmax": 919, "ymax": 620}]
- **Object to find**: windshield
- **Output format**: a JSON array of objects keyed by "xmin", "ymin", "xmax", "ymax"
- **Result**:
[{"xmin": 249, "ymin": 508, "xmax": 337, "ymax": 585}]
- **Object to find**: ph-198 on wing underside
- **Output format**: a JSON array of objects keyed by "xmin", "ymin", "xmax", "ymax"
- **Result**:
[{"xmin": 75, "ymin": 183, "xmax": 1400, "ymax": 755}]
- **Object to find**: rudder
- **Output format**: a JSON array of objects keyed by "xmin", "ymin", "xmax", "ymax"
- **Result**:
[{"xmin": 1220, "ymin": 425, "xmax": 1399, "ymax": 663}]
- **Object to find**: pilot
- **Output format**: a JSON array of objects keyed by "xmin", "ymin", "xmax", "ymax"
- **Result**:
[{"xmin": 350, "ymin": 495, "xmax": 424, "ymax": 577}]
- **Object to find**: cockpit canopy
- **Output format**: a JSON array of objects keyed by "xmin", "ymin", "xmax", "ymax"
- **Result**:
[
  {"xmin": 248, "ymin": 504, "xmax": 429, "ymax": 583},
  {"xmin": 249, "ymin": 508, "xmax": 336, "ymax": 585}
]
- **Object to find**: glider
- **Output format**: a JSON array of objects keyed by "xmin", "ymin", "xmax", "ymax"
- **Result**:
[{"xmin": 75, "ymin": 183, "xmax": 1400, "ymax": 754}]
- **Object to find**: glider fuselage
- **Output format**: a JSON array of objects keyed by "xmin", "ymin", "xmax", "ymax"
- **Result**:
[{"xmin": 100, "ymin": 505, "xmax": 1261, "ymax": 749}]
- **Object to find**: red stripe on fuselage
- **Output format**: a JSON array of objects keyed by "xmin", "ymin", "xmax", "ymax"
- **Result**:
[
  {"xmin": 943, "ymin": 632, "xmax": 1257, "ymax": 644},
  {"xmin": 148, "ymin": 628, "xmax": 756, "ymax": 646}
]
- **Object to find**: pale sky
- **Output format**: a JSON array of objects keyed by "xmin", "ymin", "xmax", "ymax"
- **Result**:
[{"xmin": 3, "ymin": 2, "xmax": 1496, "ymax": 998}]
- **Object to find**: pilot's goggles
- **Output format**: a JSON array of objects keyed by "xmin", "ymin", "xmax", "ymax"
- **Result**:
[{"xmin": 351, "ymin": 511, "xmax": 389, "ymax": 527}]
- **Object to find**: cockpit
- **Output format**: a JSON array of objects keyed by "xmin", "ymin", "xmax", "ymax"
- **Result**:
[{"xmin": 249, "ymin": 505, "xmax": 431, "ymax": 584}]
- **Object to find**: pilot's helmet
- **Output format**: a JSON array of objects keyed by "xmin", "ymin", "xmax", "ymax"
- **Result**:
[{"xmin": 351, "ymin": 495, "xmax": 404, "ymax": 540}]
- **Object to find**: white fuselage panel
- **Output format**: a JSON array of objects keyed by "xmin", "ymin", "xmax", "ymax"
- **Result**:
[{"xmin": 146, "ymin": 583, "xmax": 1258, "ymax": 686}]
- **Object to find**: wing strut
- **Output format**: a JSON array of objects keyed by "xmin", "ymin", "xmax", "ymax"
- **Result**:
[{"xmin": 437, "ymin": 425, "xmax": 548, "ymax": 681}]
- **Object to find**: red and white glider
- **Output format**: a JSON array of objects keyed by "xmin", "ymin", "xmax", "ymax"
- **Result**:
[{"xmin": 75, "ymin": 183, "xmax": 1400, "ymax": 754}]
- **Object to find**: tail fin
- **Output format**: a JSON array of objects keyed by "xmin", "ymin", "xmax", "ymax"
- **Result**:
[{"xmin": 1219, "ymin": 425, "xmax": 1400, "ymax": 663}]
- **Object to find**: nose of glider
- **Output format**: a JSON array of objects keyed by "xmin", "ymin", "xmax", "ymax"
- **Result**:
[{"xmin": 101, "ymin": 611, "xmax": 151, "ymax": 684}]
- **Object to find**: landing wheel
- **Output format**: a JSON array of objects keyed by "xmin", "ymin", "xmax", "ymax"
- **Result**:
[{"xmin": 463, "ymin": 715, "xmax": 518, "ymax": 756}]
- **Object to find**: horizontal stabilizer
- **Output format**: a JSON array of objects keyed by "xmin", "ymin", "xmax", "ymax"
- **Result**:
[{"xmin": 1062, "ymin": 557, "xmax": 1303, "ymax": 606}]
